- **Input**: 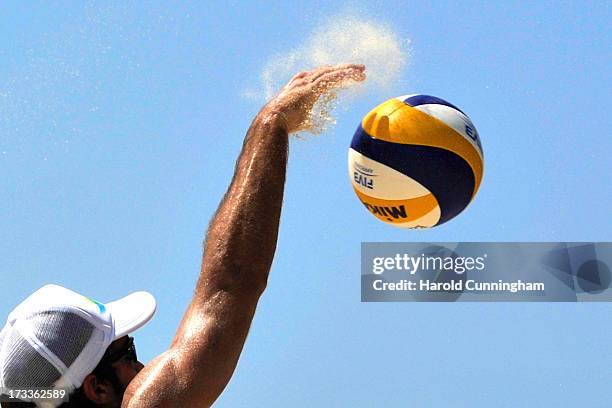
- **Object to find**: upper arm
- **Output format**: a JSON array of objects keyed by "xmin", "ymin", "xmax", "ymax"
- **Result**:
[{"xmin": 123, "ymin": 288, "xmax": 262, "ymax": 408}]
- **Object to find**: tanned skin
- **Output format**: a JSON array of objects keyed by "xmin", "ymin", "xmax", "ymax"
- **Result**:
[{"xmin": 119, "ymin": 64, "xmax": 366, "ymax": 408}]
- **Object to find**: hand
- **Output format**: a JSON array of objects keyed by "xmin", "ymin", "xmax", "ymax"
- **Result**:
[{"xmin": 263, "ymin": 64, "xmax": 366, "ymax": 134}]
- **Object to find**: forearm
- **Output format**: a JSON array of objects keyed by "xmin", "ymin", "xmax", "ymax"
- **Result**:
[{"xmin": 197, "ymin": 108, "xmax": 289, "ymax": 298}]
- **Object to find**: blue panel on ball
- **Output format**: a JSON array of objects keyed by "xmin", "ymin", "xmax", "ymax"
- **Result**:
[
  {"xmin": 402, "ymin": 95, "xmax": 466, "ymax": 116},
  {"xmin": 351, "ymin": 126, "xmax": 475, "ymax": 225}
]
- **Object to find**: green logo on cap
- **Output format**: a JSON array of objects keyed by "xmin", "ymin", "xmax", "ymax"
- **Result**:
[{"xmin": 85, "ymin": 297, "xmax": 106, "ymax": 313}]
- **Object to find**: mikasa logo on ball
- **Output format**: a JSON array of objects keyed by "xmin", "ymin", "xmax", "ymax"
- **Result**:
[{"xmin": 361, "ymin": 201, "xmax": 408, "ymax": 222}]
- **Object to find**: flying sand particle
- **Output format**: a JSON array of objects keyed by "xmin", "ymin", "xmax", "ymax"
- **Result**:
[{"xmin": 246, "ymin": 14, "xmax": 411, "ymax": 135}]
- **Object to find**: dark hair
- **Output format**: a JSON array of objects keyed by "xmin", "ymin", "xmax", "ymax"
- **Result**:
[
  {"xmin": 59, "ymin": 362, "xmax": 125, "ymax": 408},
  {"xmin": 1, "ymin": 402, "xmax": 35, "ymax": 408},
  {"xmin": 1, "ymin": 403, "xmax": 34, "ymax": 408},
  {"xmin": 0, "ymin": 365, "xmax": 123, "ymax": 408}
]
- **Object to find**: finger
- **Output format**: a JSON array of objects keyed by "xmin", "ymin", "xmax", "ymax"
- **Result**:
[
  {"xmin": 285, "ymin": 64, "xmax": 365, "ymax": 93},
  {"xmin": 312, "ymin": 66, "xmax": 366, "ymax": 92},
  {"xmin": 332, "ymin": 63, "xmax": 366, "ymax": 71},
  {"xmin": 303, "ymin": 64, "xmax": 359, "ymax": 84},
  {"xmin": 308, "ymin": 64, "xmax": 365, "ymax": 83},
  {"xmin": 305, "ymin": 65, "xmax": 337, "ymax": 83},
  {"xmin": 280, "ymin": 68, "xmax": 327, "ymax": 94},
  {"xmin": 289, "ymin": 71, "xmax": 309, "ymax": 82},
  {"xmin": 313, "ymin": 65, "xmax": 365, "ymax": 86}
]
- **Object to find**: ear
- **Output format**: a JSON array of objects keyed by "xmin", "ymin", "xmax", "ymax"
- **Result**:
[{"xmin": 82, "ymin": 373, "xmax": 115, "ymax": 405}]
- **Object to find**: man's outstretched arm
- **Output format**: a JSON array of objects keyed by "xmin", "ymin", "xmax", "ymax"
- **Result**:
[{"xmin": 123, "ymin": 64, "xmax": 365, "ymax": 408}]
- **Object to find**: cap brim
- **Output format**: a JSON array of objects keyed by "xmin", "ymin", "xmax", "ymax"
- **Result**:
[{"xmin": 105, "ymin": 291, "xmax": 156, "ymax": 340}]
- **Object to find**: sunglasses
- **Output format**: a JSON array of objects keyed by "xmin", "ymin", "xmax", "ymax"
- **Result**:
[{"xmin": 99, "ymin": 336, "xmax": 138, "ymax": 366}]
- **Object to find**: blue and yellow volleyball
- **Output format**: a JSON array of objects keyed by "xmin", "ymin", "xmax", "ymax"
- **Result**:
[{"xmin": 348, "ymin": 94, "xmax": 484, "ymax": 228}]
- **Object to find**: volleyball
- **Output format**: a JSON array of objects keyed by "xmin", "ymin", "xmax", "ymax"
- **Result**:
[{"xmin": 348, "ymin": 94, "xmax": 484, "ymax": 228}]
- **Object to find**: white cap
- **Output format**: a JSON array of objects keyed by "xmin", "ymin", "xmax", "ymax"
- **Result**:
[{"xmin": 0, "ymin": 284, "xmax": 156, "ymax": 407}]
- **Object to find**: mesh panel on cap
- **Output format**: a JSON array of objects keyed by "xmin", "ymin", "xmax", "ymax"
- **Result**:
[
  {"xmin": 2, "ymin": 329, "xmax": 61, "ymax": 388},
  {"xmin": 0, "ymin": 327, "xmax": 7, "ymax": 352},
  {"xmin": 27, "ymin": 311, "xmax": 94, "ymax": 368}
]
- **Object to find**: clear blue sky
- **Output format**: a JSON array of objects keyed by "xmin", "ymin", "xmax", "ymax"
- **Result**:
[{"xmin": 1, "ymin": 2, "xmax": 610, "ymax": 407}]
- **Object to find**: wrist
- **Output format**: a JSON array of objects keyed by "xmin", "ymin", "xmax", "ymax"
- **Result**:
[{"xmin": 258, "ymin": 106, "xmax": 290, "ymax": 133}]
